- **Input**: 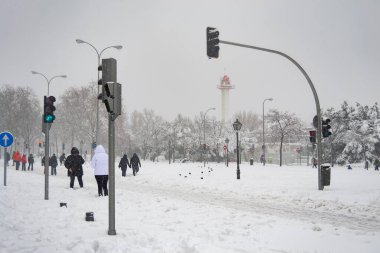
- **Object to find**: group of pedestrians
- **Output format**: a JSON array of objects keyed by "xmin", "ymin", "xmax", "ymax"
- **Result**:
[
  {"xmin": 118, "ymin": 153, "xmax": 141, "ymax": 177},
  {"xmin": 7, "ymin": 150, "xmax": 35, "ymax": 171},
  {"xmin": 63, "ymin": 144, "xmax": 141, "ymax": 197}
]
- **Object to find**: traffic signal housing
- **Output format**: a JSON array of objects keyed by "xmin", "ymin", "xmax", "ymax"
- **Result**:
[
  {"xmin": 206, "ymin": 27, "xmax": 220, "ymax": 58},
  {"xmin": 44, "ymin": 96, "xmax": 56, "ymax": 123},
  {"xmin": 322, "ymin": 118, "xmax": 332, "ymax": 138},
  {"xmin": 309, "ymin": 130, "xmax": 316, "ymax": 143},
  {"xmin": 98, "ymin": 58, "xmax": 121, "ymax": 118}
]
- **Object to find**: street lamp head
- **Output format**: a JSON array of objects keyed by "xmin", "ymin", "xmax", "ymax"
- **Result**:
[
  {"xmin": 60, "ymin": 75, "xmax": 67, "ymax": 78},
  {"xmin": 268, "ymin": 98, "xmax": 273, "ymax": 101},
  {"xmin": 233, "ymin": 119, "xmax": 242, "ymax": 132},
  {"xmin": 31, "ymin": 71, "xmax": 39, "ymax": 74},
  {"xmin": 113, "ymin": 45, "xmax": 123, "ymax": 50},
  {"xmin": 75, "ymin": 39, "xmax": 85, "ymax": 44}
]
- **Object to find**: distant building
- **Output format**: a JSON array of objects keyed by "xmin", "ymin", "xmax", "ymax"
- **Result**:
[{"xmin": 217, "ymin": 75, "xmax": 235, "ymax": 123}]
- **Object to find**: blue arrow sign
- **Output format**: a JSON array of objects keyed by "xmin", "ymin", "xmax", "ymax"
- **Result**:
[{"xmin": 0, "ymin": 132, "xmax": 14, "ymax": 148}]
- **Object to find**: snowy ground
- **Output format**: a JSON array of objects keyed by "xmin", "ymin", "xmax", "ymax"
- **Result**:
[{"xmin": 0, "ymin": 159, "xmax": 379, "ymax": 253}]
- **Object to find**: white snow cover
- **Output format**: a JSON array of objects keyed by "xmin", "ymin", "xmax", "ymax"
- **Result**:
[{"xmin": 0, "ymin": 160, "xmax": 379, "ymax": 253}]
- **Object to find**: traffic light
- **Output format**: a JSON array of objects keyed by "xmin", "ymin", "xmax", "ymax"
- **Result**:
[
  {"xmin": 43, "ymin": 96, "xmax": 56, "ymax": 123},
  {"xmin": 98, "ymin": 58, "xmax": 117, "ymax": 85},
  {"xmin": 322, "ymin": 118, "xmax": 332, "ymax": 138},
  {"xmin": 309, "ymin": 130, "xmax": 316, "ymax": 143},
  {"xmin": 98, "ymin": 58, "xmax": 122, "ymax": 118},
  {"xmin": 206, "ymin": 27, "xmax": 220, "ymax": 58}
]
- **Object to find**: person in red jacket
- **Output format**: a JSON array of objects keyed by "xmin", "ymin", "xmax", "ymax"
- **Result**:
[
  {"xmin": 21, "ymin": 154, "xmax": 27, "ymax": 171},
  {"xmin": 13, "ymin": 151, "xmax": 21, "ymax": 170}
]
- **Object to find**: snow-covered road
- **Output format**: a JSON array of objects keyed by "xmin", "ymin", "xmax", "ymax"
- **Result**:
[{"xmin": 1, "ymin": 160, "xmax": 380, "ymax": 252}]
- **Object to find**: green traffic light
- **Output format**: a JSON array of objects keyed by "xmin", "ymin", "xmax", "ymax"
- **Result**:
[{"xmin": 44, "ymin": 114, "xmax": 55, "ymax": 123}]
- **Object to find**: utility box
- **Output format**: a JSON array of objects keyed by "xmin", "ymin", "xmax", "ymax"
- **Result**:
[{"xmin": 321, "ymin": 164, "xmax": 331, "ymax": 186}]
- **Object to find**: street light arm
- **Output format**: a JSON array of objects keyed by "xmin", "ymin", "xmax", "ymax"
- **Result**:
[
  {"xmin": 99, "ymin": 45, "xmax": 123, "ymax": 58},
  {"xmin": 32, "ymin": 71, "xmax": 49, "ymax": 85},
  {"xmin": 76, "ymin": 39, "xmax": 100, "ymax": 58},
  {"xmin": 48, "ymin": 75, "xmax": 67, "ymax": 85}
]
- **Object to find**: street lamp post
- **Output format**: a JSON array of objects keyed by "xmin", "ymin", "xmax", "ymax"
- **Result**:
[
  {"xmin": 75, "ymin": 39, "xmax": 122, "ymax": 149},
  {"xmin": 233, "ymin": 119, "xmax": 242, "ymax": 180},
  {"xmin": 203, "ymin": 107, "xmax": 216, "ymax": 167},
  {"xmin": 225, "ymin": 138, "xmax": 229, "ymax": 167},
  {"xmin": 31, "ymin": 71, "xmax": 66, "ymax": 200},
  {"xmin": 262, "ymin": 98, "xmax": 273, "ymax": 166}
]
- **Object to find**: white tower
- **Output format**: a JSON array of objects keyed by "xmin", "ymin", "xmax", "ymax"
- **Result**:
[{"xmin": 217, "ymin": 75, "xmax": 235, "ymax": 123}]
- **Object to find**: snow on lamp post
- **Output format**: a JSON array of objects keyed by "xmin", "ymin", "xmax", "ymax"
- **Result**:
[{"xmin": 233, "ymin": 119, "xmax": 242, "ymax": 180}]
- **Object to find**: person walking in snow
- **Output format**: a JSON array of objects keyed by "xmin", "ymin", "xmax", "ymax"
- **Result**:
[
  {"xmin": 13, "ymin": 150, "xmax": 21, "ymax": 170},
  {"xmin": 374, "ymin": 159, "xmax": 379, "ymax": 171},
  {"xmin": 312, "ymin": 157, "xmax": 317, "ymax": 168},
  {"xmin": 130, "ymin": 153, "xmax": 141, "ymax": 176},
  {"xmin": 21, "ymin": 154, "xmax": 27, "ymax": 171},
  {"xmin": 91, "ymin": 145, "xmax": 109, "ymax": 196},
  {"xmin": 5, "ymin": 151, "xmax": 11, "ymax": 166},
  {"xmin": 28, "ymin": 154, "xmax": 34, "ymax": 171},
  {"xmin": 64, "ymin": 147, "xmax": 84, "ymax": 188},
  {"xmin": 118, "ymin": 153, "xmax": 130, "ymax": 177},
  {"xmin": 59, "ymin": 153, "xmax": 66, "ymax": 166},
  {"xmin": 49, "ymin": 154, "xmax": 58, "ymax": 175},
  {"xmin": 12, "ymin": 151, "xmax": 15, "ymax": 166}
]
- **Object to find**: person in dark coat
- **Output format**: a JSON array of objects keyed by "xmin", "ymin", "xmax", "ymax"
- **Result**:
[
  {"xmin": 118, "ymin": 154, "xmax": 130, "ymax": 177},
  {"xmin": 27, "ymin": 154, "xmax": 34, "ymax": 171},
  {"xmin": 130, "ymin": 153, "xmax": 141, "ymax": 176},
  {"xmin": 64, "ymin": 147, "xmax": 85, "ymax": 188},
  {"xmin": 374, "ymin": 159, "xmax": 379, "ymax": 171},
  {"xmin": 59, "ymin": 153, "xmax": 66, "ymax": 166},
  {"xmin": 49, "ymin": 154, "xmax": 58, "ymax": 175},
  {"xmin": 5, "ymin": 151, "xmax": 11, "ymax": 166},
  {"xmin": 12, "ymin": 151, "xmax": 15, "ymax": 166}
]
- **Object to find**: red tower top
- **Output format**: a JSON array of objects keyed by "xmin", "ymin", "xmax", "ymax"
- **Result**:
[{"xmin": 217, "ymin": 75, "xmax": 235, "ymax": 90}]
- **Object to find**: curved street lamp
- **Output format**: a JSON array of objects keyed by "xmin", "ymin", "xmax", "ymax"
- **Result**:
[
  {"xmin": 233, "ymin": 119, "xmax": 242, "ymax": 180},
  {"xmin": 31, "ymin": 71, "xmax": 67, "ymax": 96},
  {"xmin": 262, "ymin": 98, "xmax": 273, "ymax": 166},
  {"xmin": 75, "ymin": 39, "xmax": 123, "ymax": 148},
  {"xmin": 203, "ymin": 107, "xmax": 216, "ymax": 167}
]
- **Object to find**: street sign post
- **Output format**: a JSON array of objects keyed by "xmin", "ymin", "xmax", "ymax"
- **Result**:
[{"xmin": 0, "ymin": 131, "xmax": 14, "ymax": 186}]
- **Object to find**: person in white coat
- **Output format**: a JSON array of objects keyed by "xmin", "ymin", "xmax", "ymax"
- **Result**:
[{"xmin": 91, "ymin": 145, "xmax": 109, "ymax": 196}]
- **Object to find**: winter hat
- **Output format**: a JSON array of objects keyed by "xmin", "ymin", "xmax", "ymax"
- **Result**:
[{"xmin": 71, "ymin": 147, "xmax": 79, "ymax": 155}]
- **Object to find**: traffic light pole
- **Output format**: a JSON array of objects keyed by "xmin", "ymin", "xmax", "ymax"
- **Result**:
[
  {"xmin": 44, "ymin": 122, "xmax": 50, "ymax": 199},
  {"xmin": 108, "ymin": 114, "xmax": 116, "ymax": 235},
  {"xmin": 219, "ymin": 40, "xmax": 324, "ymax": 190}
]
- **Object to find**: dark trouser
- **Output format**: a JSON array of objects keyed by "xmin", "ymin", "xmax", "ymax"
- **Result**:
[
  {"xmin": 15, "ymin": 161, "xmax": 20, "ymax": 170},
  {"xmin": 132, "ymin": 166, "xmax": 139, "ymax": 176},
  {"xmin": 51, "ymin": 166, "xmax": 57, "ymax": 175},
  {"xmin": 121, "ymin": 167, "xmax": 127, "ymax": 177},
  {"xmin": 22, "ymin": 163, "xmax": 26, "ymax": 171},
  {"xmin": 95, "ymin": 175, "xmax": 108, "ymax": 196},
  {"xmin": 375, "ymin": 166, "xmax": 379, "ymax": 171},
  {"xmin": 28, "ymin": 163, "xmax": 34, "ymax": 171},
  {"xmin": 70, "ymin": 174, "xmax": 83, "ymax": 188}
]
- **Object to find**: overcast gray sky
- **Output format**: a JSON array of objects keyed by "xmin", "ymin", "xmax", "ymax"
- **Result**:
[{"xmin": 1, "ymin": 0, "xmax": 379, "ymax": 124}]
